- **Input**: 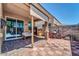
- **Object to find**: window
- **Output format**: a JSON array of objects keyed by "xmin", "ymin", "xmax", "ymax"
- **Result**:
[{"xmin": 6, "ymin": 17, "xmax": 24, "ymax": 39}]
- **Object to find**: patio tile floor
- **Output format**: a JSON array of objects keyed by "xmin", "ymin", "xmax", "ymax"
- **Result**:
[{"xmin": 0, "ymin": 38, "xmax": 72, "ymax": 56}]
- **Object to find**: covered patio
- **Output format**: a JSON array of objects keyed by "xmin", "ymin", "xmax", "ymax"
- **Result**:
[{"xmin": 1, "ymin": 3, "xmax": 50, "ymax": 53}]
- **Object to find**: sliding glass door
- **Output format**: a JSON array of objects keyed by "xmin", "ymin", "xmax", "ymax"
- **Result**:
[
  {"xmin": 6, "ymin": 18, "xmax": 16, "ymax": 39},
  {"xmin": 6, "ymin": 17, "xmax": 24, "ymax": 40},
  {"xmin": 17, "ymin": 20, "xmax": 24, "ymax": 37}
]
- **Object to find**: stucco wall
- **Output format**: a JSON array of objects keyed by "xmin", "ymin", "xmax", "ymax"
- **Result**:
[
  {"xmin": 0, "ymin": 4, "xmax": 3, "ymax": 18},
  {"xmin": 35, "ymin": 21, "xmax": 45, "ymax": 29}
]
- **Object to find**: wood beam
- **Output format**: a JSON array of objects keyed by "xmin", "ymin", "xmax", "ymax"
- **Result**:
[{"xmin": 31, "ymin": 16, "xmax": 34, "ymax": 48}]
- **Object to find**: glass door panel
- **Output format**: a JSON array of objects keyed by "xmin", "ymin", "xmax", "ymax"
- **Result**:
[
  {"xmin": 17, "ymin": 20, "xmax": 24, "ymax": 37},
  {"xmin": 6, "ymin": 18, "xmax": 16, "ymax": 39}
]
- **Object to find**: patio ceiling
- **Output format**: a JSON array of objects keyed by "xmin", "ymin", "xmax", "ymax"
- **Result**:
[
  {"xmin": 3, "ymin": 3, "xmax": 30, "ymax": 18},
  {"xmin": 30, "ymin": 4, "xmax": 48, "ymax": 22},
  {"xmin": 32, "ymin": 3, "xmax": 54, "ymax": 19}
]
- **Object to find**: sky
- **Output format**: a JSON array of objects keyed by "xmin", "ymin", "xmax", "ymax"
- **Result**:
[{"xmin": 41, "ymin": 3, "xmax": 79, "ymax": 25}]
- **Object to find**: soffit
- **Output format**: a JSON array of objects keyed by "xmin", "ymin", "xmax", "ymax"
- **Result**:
[
  {"xmin": 32, "ymin": 3, "xmax": 54, "ymax": 19},
  {"xmin": 3, "ymin": 3, "xmax": 30, "ymax": 18}
]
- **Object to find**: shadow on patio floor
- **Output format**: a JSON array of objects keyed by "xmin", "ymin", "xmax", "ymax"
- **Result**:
[
  {"xmin": 70, "ymin": 40, "xmax": 79, "ymax": 56},
  {"xmin": 1, "ymin": 37, "xmax": 44, "ymax": 53}
]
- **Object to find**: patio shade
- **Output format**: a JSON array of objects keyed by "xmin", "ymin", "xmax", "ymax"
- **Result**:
[{"xmin": 30, "ymin": 4, "xmax": 48, "ymax": 22}]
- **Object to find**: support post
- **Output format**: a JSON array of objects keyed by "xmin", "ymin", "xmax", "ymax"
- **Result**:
[
  {"xmin": 47, "ymin": 22, "xmax": 49, "ymax": 41},
  {"xmin": 31, "ymin": 16, "xmax": 34, "ymax": 48},
  {"xmin": 0, "ymin": 3, "xmax": 3, "ymax": 53}
]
